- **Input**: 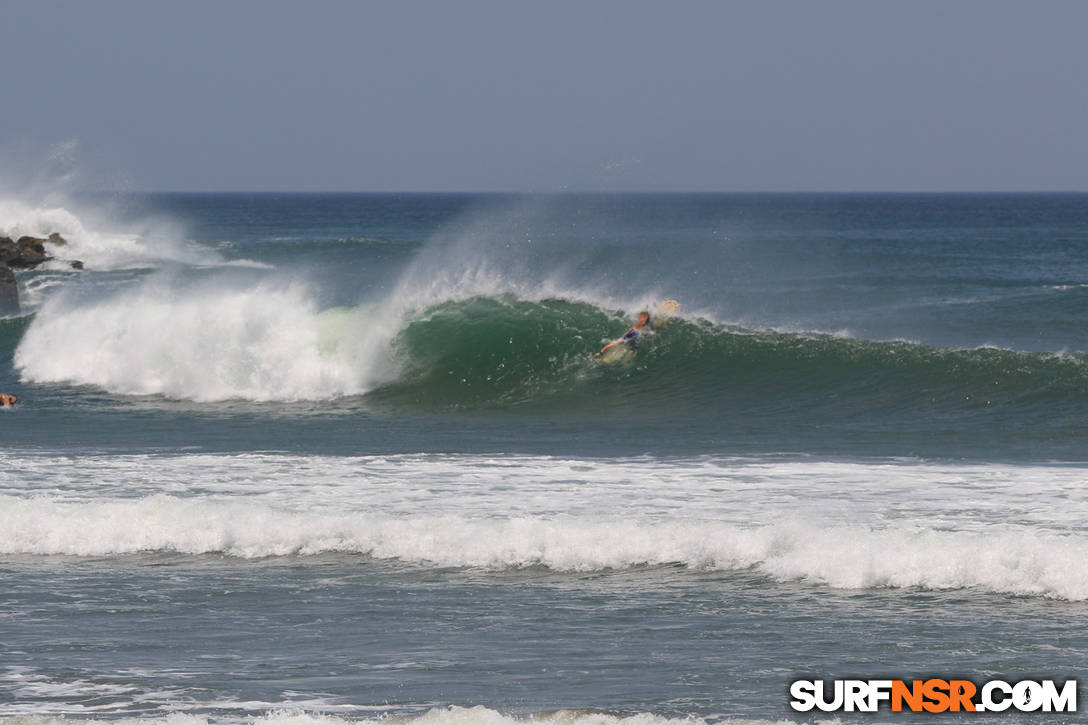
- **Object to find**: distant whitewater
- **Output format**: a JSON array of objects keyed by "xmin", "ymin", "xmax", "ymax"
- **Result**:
[
  {"xmin": 0, "ymin": 706, "xmax": 775, "ymax": 725},
  {"xmin": 0, "ymin": 197, "xmax": 218, "ymax": 271},
  {"xmin": 4, "ymin": 450, "xmax": 1088, "ymax": 600}
]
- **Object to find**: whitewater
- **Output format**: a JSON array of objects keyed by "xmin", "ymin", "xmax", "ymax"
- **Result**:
[
  {"xmin": 3, "ymin": 452, "xmax": 1088, "ymax": 599},
  {"xmin": 4, "ymin": 192, "xmax": 1088, "ymax": 723}
]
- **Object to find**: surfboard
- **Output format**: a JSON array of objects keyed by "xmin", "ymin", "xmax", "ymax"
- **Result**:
[
  {"xmin": 598, "ymin": 345, "xmax": 634, "ymax": 364},
  {"xmin": 651, "ymin": 299, "xmax": 679, "ymax": 330}
]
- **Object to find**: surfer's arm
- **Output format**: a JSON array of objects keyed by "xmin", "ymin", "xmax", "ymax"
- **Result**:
[{"xmin": 594, "ymin": 340, "xmax": 619, "ymax": 359}]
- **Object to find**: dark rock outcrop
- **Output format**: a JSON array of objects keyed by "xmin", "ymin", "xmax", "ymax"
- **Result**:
[
  {"xmin": 0, "ymin": 232, "xmax": 80, "ymax": 316},
  {"xmin": 0, "ymin": 263, "xmax": 18, "ymax": 317},
  {"xmin": 1, "ymin": 236, "xmax": 52, "ymax": 268}
]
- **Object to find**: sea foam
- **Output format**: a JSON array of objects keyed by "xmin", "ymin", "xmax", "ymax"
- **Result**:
[
  {"xmin": 0, "ymin": 707, "xmax": 795, "ymax": 725},
  {"xmin": 2, "ymin": 494, "xmax": 1087, "ymax": 600},
  {"xmin": 4, "ymin": 451, "xmax": 1086, "ymax": 599}
]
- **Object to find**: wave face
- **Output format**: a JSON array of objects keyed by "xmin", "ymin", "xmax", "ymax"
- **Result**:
[{"xmin": 378, "ymin": 295, "xmax": 1088, "ymax": 417}]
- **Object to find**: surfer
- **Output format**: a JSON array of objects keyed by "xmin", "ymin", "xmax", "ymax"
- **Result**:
[
  {"xmin": 594, "ymin": 311, "xmax": 651, "ymax": 359},
  {"xmin": 0, "ymin": 393, "xmax": 17, "ymax": 407}
]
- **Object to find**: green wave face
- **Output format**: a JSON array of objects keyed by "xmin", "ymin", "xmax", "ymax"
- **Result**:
[
  {"xmin": 366, "ymin": 295, "xmax": 1088, "ymax": 420},
  {"xmin": 371, "ymin": 296, "xmax": 619, "ymax": 408}
]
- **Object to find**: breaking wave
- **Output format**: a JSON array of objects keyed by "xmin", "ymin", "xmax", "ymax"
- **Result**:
[
  {"xmin": 2, "ymin": 494, "xmax": 1086, "ymax": 600},
  {"xmin": 14, "ymin": 280, "xmax": 1088, "ymax": 416},
  {"xmin": 14, "ymin": 280, "xmax": 385, "ymax": 401}
]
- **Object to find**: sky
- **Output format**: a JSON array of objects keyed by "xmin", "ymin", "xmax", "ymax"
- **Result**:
[{"xmin": 2, "ymin": 0, "xmax": 1086, "ymax": 192}]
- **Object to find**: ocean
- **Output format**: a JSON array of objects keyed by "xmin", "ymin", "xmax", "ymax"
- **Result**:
[{"xmin": 2, "ymin": 192, "xmax": 1088, "ymax": 724}]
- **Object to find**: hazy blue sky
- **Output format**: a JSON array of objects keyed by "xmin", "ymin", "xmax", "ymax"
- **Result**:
[{"xmin": 3, "ymin": 1, "xmax": 1086, "ymax": 191}]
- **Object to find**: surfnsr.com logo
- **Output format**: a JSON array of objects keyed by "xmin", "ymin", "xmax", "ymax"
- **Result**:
[{"xmin": 789, "ymin": 679, "xmax": 1078, "ymax": 713}]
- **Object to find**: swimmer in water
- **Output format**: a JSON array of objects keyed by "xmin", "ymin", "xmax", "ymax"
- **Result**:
[
  {"xmin": 0, "ymin": 393, "xmax": 18, "ymax": 407},
  {"xmin": 594, "ymin": 311, "xmax": 651, "ymax": 359}
]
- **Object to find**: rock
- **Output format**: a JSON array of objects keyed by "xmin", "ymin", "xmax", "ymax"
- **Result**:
[
  {"xmin": 70, "ymin": 260, "xmax": 84, "ymax": 270},
  {"xmin": 0, "ymin": 230, "xmax": 73, "ymax": 314},
  {"xmin": 15, "ymin": 236, "xmax": 47, "ymax": 252},
  {"xmin": 0, "ymin": 238, "xmax": 25, "ymax": 267},
  {"xmin": 0, "ymin": 262, "xmax": 18, "ymax": 316},
  {"xmin": 2, "ymin": 236, "xmax": 53, "ymax": 268}
]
